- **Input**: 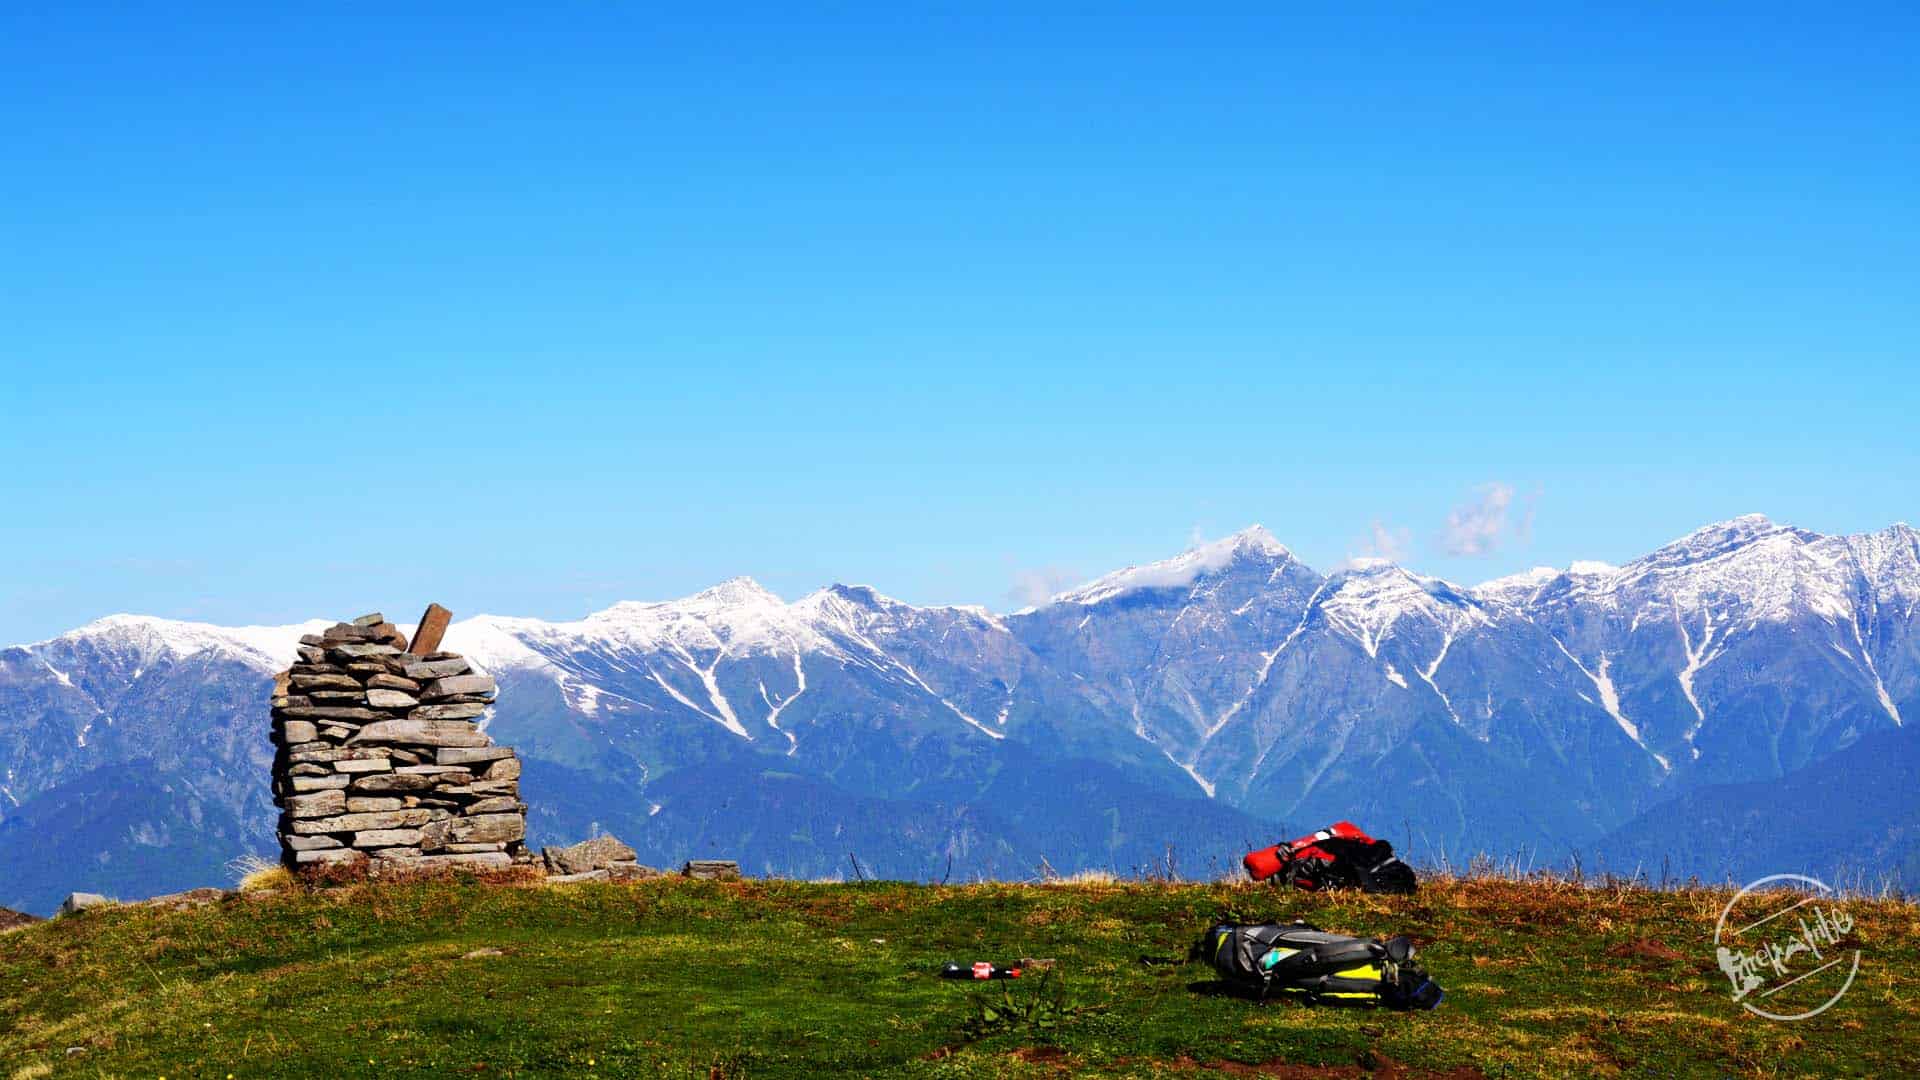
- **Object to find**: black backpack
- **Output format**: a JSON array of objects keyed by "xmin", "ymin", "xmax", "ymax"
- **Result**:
[{"xmin": 1190, "ymin": 921, "xmax": 1443, "ymax": 1010}]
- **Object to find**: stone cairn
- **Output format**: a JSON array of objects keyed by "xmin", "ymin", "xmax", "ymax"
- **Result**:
[{"xmin": 270, "ymin": 605, "xmax": 532, "ymax": 873}]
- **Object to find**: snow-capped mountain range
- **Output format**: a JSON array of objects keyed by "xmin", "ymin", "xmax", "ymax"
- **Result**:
[{"xmin": 2, "ymin": 514, "xmax": 1916, "ymax": 912}]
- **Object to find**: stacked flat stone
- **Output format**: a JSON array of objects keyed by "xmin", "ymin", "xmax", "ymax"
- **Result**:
[{"xmin": 271, "ymin": 612, "xmax": 531, "ymax": 873}]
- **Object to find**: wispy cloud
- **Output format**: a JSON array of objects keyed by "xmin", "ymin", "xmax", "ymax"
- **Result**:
[
  {"xmin": 1441, "ymin": 482, "xmax": 1538, "ymax": 557},
  {"xmin": 1343, "ymin": 519, "xmax": 1412, "ymax": 568},
  {"xmin": 1005, "ymin": 565, "xmax": 1081, "ymax": 608}
]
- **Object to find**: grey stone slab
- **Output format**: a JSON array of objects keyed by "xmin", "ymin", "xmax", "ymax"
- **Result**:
[
  {"xmin": 352, "ymin": 829, "xmax": 423, "ymax": 848},
  {"xmin": 422, "ymin": 813, "xmax": 525, "ymax": 849},
  {"xmin": 350, "ymin": 772, "xmax": 433, "ymax": 793},
  {"xmin": 350, "ymin": 718, "xmax": 488, "ymax": 747},
  {"xmin": 277, "ymin": 706, "xmax": 383, "ymax": 723},
  {"xmin": 277, "ymin": 720, "xmax": 319, "ymax": 745},
  {"xmin": 289, "ymin": 745, "xmax": 392, "ymax": 763},
  {"xmin": 329, "ymin": 643, "xmax": 401, "ymax": 660},
  {"xmin": 423, "ymin": 674, "xmax": 496, "ymax": 700},
  {"xmin": 410, "ymin": 703, "xmax": 488, "ymax": 722},
  {"xmin": 284, "ymin": 790, "xmax": 346, "ymax": 819},
  {"xmin": 289, "ymin": 674, "xmax": 360, "ymax": 691},
  {"xmin": 365, "ymin": 689, "xmax": 420, "ymax": 709},
  {"xmin": 287, "ymin": 809, "xmax": 434, "ymax": 834},
  {"xmin": 307, "ymin": 690, "xmax": 363, "ymax": 703},
  {"xmin": 682, "ymin": 860, "xmax": 742, "ymax": 880},
  {"xmin": 369, "ymin": 852, "xmax": 510, "ymax": 876},
  {"xmin": 290, "ymin": 774, "xmax": 351, "ymax": 793},
  {"xmin": 435, "ymin": 746, "xmax": 513, "ymax": 766},
  {"xmin": 293, "ymin": 849, "xmax": 367, "ymax": 866},
  {"xmin": 401, "ymin": 658, "xmax": 471, "ymax": 680}
]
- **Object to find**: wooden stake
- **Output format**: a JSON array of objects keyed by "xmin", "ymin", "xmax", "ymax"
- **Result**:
[{"xmin": 409, "ymin": 603, "xmax": 453, "ymax": 655}]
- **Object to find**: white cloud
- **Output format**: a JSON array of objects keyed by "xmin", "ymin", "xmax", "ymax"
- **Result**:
[
  {"xmin": 1441, "ymin": 482, "xmax": 1537, "ymax": 557},
  {"xmin": 1343, "ymin": 519, "xmax": 1412, "ymax": 569},
  {"xmin": 1005, "ymin": 565, "xmax": 1081, "ymax": 608}
]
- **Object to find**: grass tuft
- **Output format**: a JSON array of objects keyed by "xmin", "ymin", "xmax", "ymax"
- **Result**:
[{"xmin": 228, "ymin": 854, "xmax": 293, "ymax": 893}]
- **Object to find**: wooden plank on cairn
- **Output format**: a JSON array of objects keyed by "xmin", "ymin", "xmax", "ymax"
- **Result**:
[{"xmin": 409, "ymin": 603, "xmax": 453, "ymax": 656}]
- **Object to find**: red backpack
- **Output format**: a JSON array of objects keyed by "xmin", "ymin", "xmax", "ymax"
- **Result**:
[{"xmin": 1244, "ymin": 821, "xmax": 1418, "ymax": 894}]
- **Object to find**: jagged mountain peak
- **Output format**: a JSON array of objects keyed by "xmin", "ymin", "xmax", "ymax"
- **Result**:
[
  {"xmin": 1472, "ymin": 565, "xmax": 1563, "ymax": 605},
  {"xmin": 1313, "ymin": 561, "xmax": 1492, "ymax": 662},
  {"xmin": 1843, "ymin": 523, "xmax": 1920, "ymax": 605},
  {"xmin": 674, "ymin": 576, "xmax": 788, "ymax": 616},
  {"xmin": 1633, "ymin": 513, "xmax": 1815, "ymax": 570},
  {"xmin": 1572, "ymin": 516, "xmax": 1866, "ymax": 629},
  {"xmin": 1224, "ymin": 523, "xmax": 1290, "ymax": 556},
  {"xmin": 1050, "ymin": 525, "xmax": 1296, "ymax": 607},
  {"xmin": 789, "ymin": 585, "xmax": 903, "ymax": 636},
  {"xmin": 1474, "ymin": 561, "xmax": 1620, "ymax": 607},
  {"xmin": 593, "ymin": 576, "xmax": 786, "ymax": 620},
  {"xmin": 810, "ymin": 582, "xmax": 894, "ymax": 606},
  {"xmin": 1323, "ymin": 560, "xmax": 1479, "ymax": 613},
  {"xmin": 485, "ymin": 576, "xmax": 823, "ymax": 661},
  {"xmin": 34, "ymin": 613, "xmax": 326, "ymax": 671},
  {"xmin": 794, "ymin": 585, "xmax": 1010, "ymax": 637}
]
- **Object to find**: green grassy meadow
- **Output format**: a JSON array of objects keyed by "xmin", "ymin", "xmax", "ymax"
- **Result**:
[{"xmin": 2, "ymin": 874, "xmax": 1914, "ymax": 1078}]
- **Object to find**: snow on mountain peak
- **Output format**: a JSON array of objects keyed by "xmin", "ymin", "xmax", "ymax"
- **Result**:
[
  {"xmin": 685, "ymin": 576, "xmax": 785, "ymax": 609},
  {"xmin": 1473, "ymin": 565, "xmax": 1563, "ymax": 605},
  {"xmin": 1844, "ymin": 523, "xmax": 1920, "ymax": 606},
  {"xmin": 1227, "ymin": 524, "xmax": 1290, "ymax": 557},
  {"xmin": 1640, "ymin": 514, "xmax": 1793, "ymax": 567},
  {"xmin": 1475, "ymin": 561, "xmax": 1623, "ymax": 606},
  {"xmin": 1343, "ymin": 556, "xmax": 1395, "ymax": 572},
  {"xmin": 437, "ymin": 614, "xmax": 559, "ymax": 677},
  {"xmin": 1319, "ymin": 563, "xmax": 1486, "ymax": 657},
  {"xmin": 1325, "ymin": 560, "xmax": 1467, "ymax": 604},
  {"xmin": 1052, "ymin": 525, "xmax": 1294, "ymax": 606},
  {"xmin": 45, "ymin": 613, "xmax": 325, "ymax": 670},
  {"xmin": 1586, "ymin": 515, "xmax": 1868, "ymax": 628},
  {"xmin": 450, "ymin": 578, "xmax": 822, "ymax": 674}
]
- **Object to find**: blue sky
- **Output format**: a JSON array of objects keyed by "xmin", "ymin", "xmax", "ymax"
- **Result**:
[{"xmin": 3, "ymin": 8, "xmax": 1916, "ymax": 641}]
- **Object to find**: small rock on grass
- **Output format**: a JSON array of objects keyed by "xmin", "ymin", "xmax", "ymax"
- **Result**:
[
  {"xmin": 682, "ymin": 859, "xmax": 741, "ymax": 881},
  {"xmin": 58, "ymin": 892, "xmax": 114, "ymax": 916},
  {"xmin": 542, "ymin": 833, "xmax": 638, "ymax": 876}
]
